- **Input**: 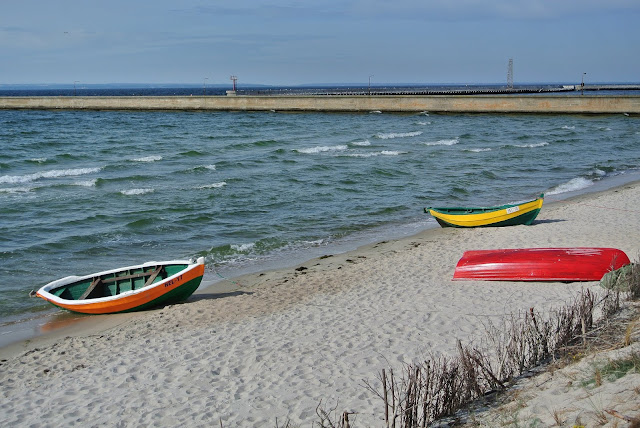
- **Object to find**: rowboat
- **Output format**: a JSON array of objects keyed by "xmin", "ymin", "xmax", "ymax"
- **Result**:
[
  {"xmin": 35, "ymin": 257, "xmax": 205, "ymax": 314},
  {"xmin": 425, "ymin": 194, "xmax": 544, "ymax": 228},
  {"xmin": 453, "ymin": 248, "xmax": 630, "ymax": 281}
]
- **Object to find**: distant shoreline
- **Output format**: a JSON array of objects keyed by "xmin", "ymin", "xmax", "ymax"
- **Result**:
[{"xmin": 1, "ymin": 94, "xmax": 640, "ymax": 113}]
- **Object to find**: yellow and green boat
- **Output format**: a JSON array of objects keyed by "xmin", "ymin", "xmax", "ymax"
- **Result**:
[
  {"xmin": 425, "ymin": 194, "xmax": 544, "ymax": 228},
  {"xmin": 35, "ymin": 257, "xmax": 205, "ymax": 314}
]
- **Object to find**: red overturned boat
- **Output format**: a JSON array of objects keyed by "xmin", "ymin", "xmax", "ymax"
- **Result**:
[{"xmin": 453, "ymin": 248, "xmax": 630, "ymax": 282}]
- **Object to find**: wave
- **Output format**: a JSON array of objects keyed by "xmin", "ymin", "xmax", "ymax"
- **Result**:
[
  {"xmin": 177, "ymin": 164, "xmax": 218, "ymax": 175},
  {"xmin": 376, "ymin": 131, "xmax": 423, "ymax": 139},
  {"xmin": 369, "ymin": 110, "xmax": 382, "ymax": 114},
  {"xmin": 27, "ymin": 158, "xmax": 48, "ymax": 164},
  {"xmin": 180, "ymin": 150, "xmax": 206, "ymax": 157},
  {"xmin": 0, "ymin": 186, "xmax": 33, "ymax": 194},
  {"xmin": 350, "ymin": 140, "xmax": 371, "ymax": 147},
  {"xmin": 132, "ymin": 155, "xmax": 162, "ymax": 162},
  {"xmin": 295, "ymin": 145, "xmax": 348, "ymax": 154},
  {"xmin": 120, "ymin": 188, "xmax": 154, "ymax": 196},
  {"xmin": 546, "ymin": 177, "xmax": 594, "ymax": 195},
  {"xmin": 417, "ymin": 121, "xmax": 432, "ymax": 126},
  {"xmin": 0, "ymin": 167, "xmax": 102, "ymax": 184},
  {"xmin": 344, "ymin": 150, "xmax": 406, "ymax": 158},
  {"xmin": 562, "ymin": 125, "xmax": 576, "ymax": 130},
  {"xmin": 465, "ymin": 148, "xmax": 492, "ymax": 153},
  {"xmin": 512, "ymin": 142, "xmax": 549, "ymax": 148},
  {"xmin": 422, "ymin": 138, "xmax": 459, "ymax": 146},
  {"xmin": 196, "ymin": 182, "xmax": 227, "ymax": 189},
  {"xmin": 231, "ymin": 242, "xmax": 256, "ymax": 252},
  {"xmin": 74, "ymin": 179, "xmax": 97, "ymax": 187}
]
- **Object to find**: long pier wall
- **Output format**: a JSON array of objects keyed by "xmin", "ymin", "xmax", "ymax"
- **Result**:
[{"xmin": 1, "ymin": 95, "xmax": 639, "ymax": 114}]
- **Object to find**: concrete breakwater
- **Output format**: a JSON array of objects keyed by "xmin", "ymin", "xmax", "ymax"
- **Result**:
[{"xmin": 1, "ymin": 94, "xmax": 639, "ymax": 114}]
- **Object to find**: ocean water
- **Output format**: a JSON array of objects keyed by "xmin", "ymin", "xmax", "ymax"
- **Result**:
[{"xmin": 1, "ymin": 109, "xmax": 639, "ymax": 327}]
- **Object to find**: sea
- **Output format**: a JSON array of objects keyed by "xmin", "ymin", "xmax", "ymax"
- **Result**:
[{"xmin": 1, "ymin": 85, "xmax": 640, "ymax": 343}]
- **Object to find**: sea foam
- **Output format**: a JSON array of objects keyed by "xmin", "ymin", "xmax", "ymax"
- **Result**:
[
  {"xmin": 376, "ymin": 131, "xmax": 422, "ymax": 139},
  {"xmin": 231, "ymin": 242, "xmax": 256, "ymax": 252},
  {"xmin": 350, "ymin": 140, "xmax": 371, "ymax": 147},
  {"xmin": 120, "ymin": 188, "xmax": 154, "ymax": 196},
  {"xmin": 295, "ymin": 145, "xmax": 348, "ymax": 154},
  {"xmin": 0, "ymin": 167, "xmax": 102, "ymax": 184},
  {"xmin": 197, "ymin": 182, "xmax": 227, "ymax": 189},
  {"xmin": 546, "ymin": 177, "xmax": 594, "ymax": 195},
  {"xmin": 423, "ymin": 138, "xmax": 459, "ymax": 146},
  {"xmin": 513, "ymin": 142, "xmax": 549, "ymax": 148},
  {"xmin": 132, "ymin": 155, "xmax": 163, "ymax": 162}
]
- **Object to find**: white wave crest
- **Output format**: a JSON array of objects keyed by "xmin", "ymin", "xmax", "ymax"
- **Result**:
[
  {"xmin": 467, "ymin": 148, "xmax": 492, "ymax": 152},
  {"xmin": 132, "ymin": 155, "xmax": 163, "ymax": 162},
  {"xmin": 345, "ymin": 153, "xmax": 377, "ymax": 158},
  {"xmin": 423, "ymin": 138, "xmax": 459, "ymax": 146},
  {"xmin": 514, "ymin": 142, "xmax": 549, "ymax": 148},
  {"xmin": 197, "ymin": 182, "xmax": 227, "ymax": 189},
  {"xmin": 546, "ymin": 177, "xmax": 593, "ymax": 195},
  {"xmin": 562, "ymin": 125, "xmax": 575, "ymax": 130},
  {"xmin": 417, "ymin": 121, "xmax": 432, "ymax": 126},
  {"xmin": 295, "ymin": 145, "xmax": 348, "ymax": 154},
  {"xmin": 204, "ymin": 164, "xmax": 217, "ymax": 170},
  {"xmin": 0, "ymin": 167, "xmax": 102, "ymax": 184},
  {"xmin": 74, "ymin": 179, "xmax": 97, "ymax": 187},
  {"xmin": 30, "ymin": 158, "xmax": 48, "ymax": 163},
  {"xmin": 369, "ymin": 110, "xmax": 382, "ymax": 114},
  {"xmin": 346, "ymin": 150, "xmax": 406, "ymax": 158},
  {"xmin": 376, "ymin": 131, "xmax": 422, "ymax": 139},
  {"xmin": 231, "ymin": 242, "xmax": 255, "ymax": 252},
  {"xmin": 120, "ymin": 188, "xmax": 154, "ymax": 196},
  {"xmin": 351, "ymin": 140, "xmax": 371, "ymax": 146},
  {"xmin": 0, "ymin": 187, "xmax": 33, "ymax": 193}
]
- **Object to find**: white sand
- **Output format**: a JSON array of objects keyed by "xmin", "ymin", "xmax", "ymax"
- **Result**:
[{"xmin": 1, "ymin": 182, "xmax": 639, "ymax": 427}]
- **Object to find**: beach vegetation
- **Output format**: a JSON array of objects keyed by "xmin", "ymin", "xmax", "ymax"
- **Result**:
[
  {"xmin": 580, "ymin": 351, "xmax": 640, "ymax": 388},
  {"xmin": 352, "ymin": 256, "xmax": 640, "ymax": 427}
]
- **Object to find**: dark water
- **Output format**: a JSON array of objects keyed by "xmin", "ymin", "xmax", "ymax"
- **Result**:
[{"xmin": 1, "ymin": 107, "xmax": 639, "ymax": 326}]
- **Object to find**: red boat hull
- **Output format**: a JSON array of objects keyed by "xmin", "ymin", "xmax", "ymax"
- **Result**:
[{"xmin": 453, "ymin": 248, "xmax": 630, "ymax": 281}]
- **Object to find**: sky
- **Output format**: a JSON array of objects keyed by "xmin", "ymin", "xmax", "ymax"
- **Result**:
[{"xmin": 1, "ymin": 0, "xmax": 639, "ymax": 86}]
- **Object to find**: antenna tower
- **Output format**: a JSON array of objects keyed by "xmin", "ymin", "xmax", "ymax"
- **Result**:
[
  {"xmin": 230, "ymin": 75, "xmax": 238, "ymax": 91},
  {"xmin": 507, "ymin": 59, "xmax": 514, "ymax": 89}
]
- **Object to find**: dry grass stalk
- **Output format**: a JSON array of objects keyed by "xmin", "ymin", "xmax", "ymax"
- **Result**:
[{"xmin": 314, "ymin": 400, "xmax": 354, "ymax": 428}]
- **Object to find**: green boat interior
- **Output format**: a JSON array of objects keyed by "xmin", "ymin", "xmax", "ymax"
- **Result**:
[{"xmin": 51, "ymin": 264, "xmax": 188, "ymax": 301}]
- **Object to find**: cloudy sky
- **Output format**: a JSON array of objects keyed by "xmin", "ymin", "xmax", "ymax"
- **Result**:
[{"xmin": 1, "ymin": 0, "xmax": 638, "ymax": 86}]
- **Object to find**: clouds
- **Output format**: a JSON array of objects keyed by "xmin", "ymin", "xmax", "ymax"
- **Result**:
[{"xmin": 1, "ymin": 0, "xmax": 638, "ymax": 84}]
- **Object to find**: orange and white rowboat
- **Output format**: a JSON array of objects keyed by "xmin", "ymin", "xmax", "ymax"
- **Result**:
[{"xmin": 35, "ymin": 257, "xmax": 205, "ymax": 314}]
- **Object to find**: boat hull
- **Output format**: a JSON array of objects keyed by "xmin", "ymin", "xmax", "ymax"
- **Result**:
[
  {"xmin": 426, "ymin": 195, "xmax": 543, "ymax": 228},
  {"xmin": 453, "ymin": 248, "xmax": 630, "ymax": 281},
  {"xmin": 36, "ymin": 258, "xmax": 205, "ymax": 314}
]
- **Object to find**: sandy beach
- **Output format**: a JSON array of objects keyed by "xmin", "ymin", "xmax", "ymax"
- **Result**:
[{"xmin": 1, "ymin": 181, "xmax": 639, "ymax": 427}]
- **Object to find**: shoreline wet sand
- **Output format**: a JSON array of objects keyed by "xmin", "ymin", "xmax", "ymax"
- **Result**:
[{"xmin": 1, "ymin": 180, "xmax": 639, "ymax": 426}]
